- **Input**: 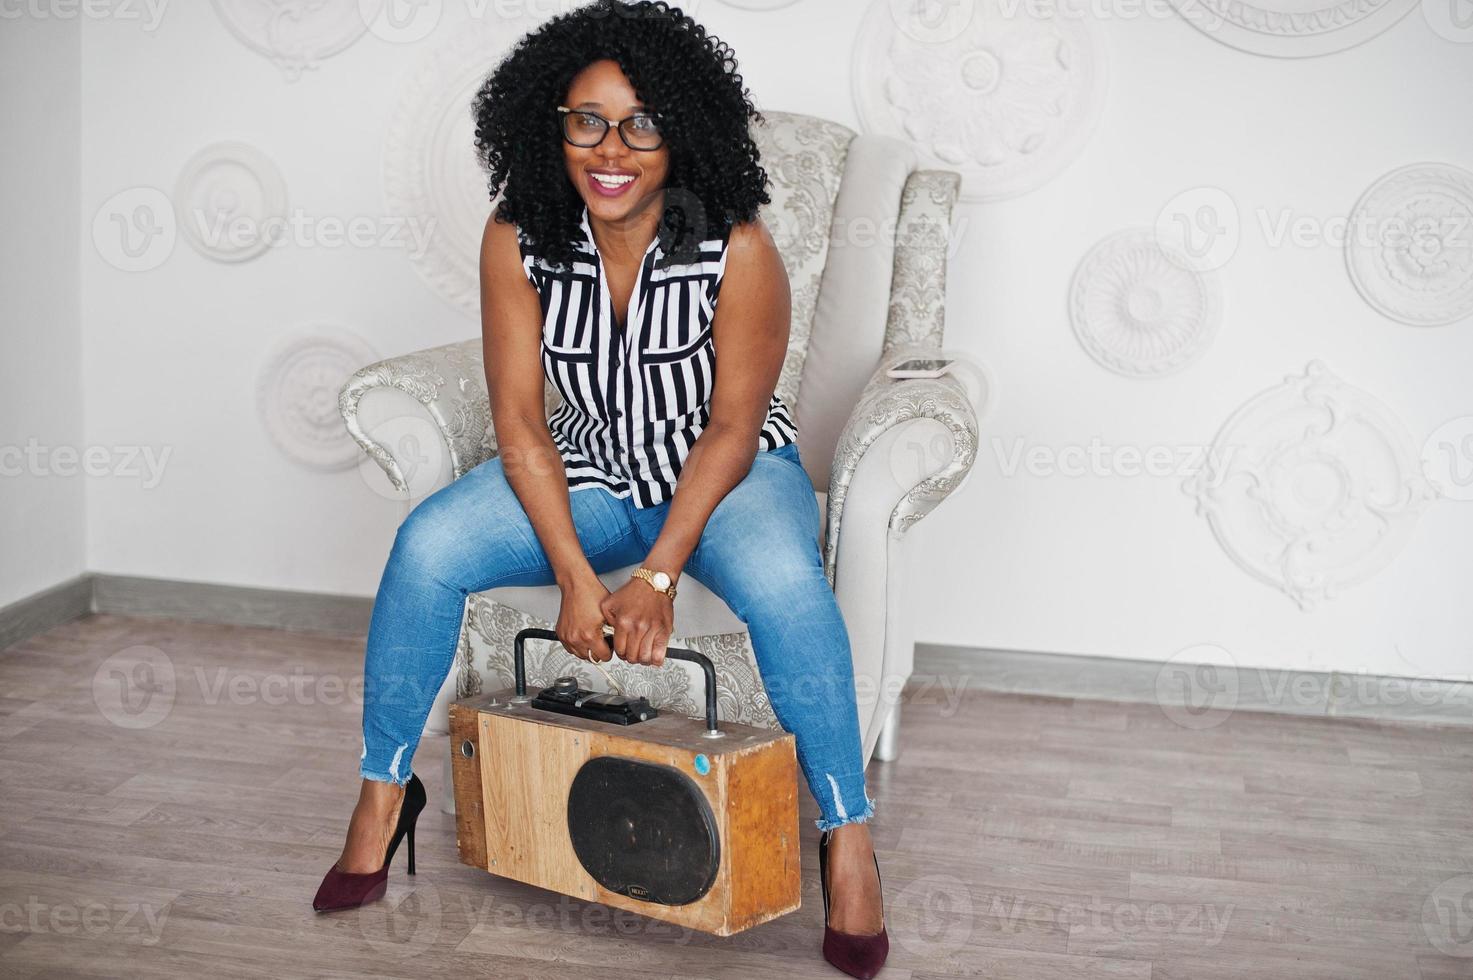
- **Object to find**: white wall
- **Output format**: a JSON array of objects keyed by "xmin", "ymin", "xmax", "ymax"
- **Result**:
[
  {"xmin": 1, "ymin": 14, "xmax": 84, "ymax": 608},
  {"xmin": 28, "ymin": 0, "xmax": 1473, "ymax": 681}
]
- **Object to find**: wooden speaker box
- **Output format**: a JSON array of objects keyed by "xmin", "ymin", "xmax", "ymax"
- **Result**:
[{"xmin": 448, "ymin": 627, "xmax": 801, "ymax": 937}]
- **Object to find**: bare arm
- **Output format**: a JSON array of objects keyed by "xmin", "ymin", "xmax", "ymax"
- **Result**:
[
  {"xmin": 480, "ymin": 212, "xmax": 613, "ymax": 661},
  {"xmin": 604, "ymin": 217, "xmax": 792, "ymax": 665}
]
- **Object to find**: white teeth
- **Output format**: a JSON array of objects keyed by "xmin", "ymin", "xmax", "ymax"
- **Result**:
[{"xmin": 592, "ymin": 173, "xmax": 634, "ymax": 188}]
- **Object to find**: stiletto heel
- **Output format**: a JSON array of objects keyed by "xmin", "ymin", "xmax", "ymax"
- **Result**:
[
  {"xmin": 312, "ymin": 773, "xmax": 427, "ymax": 913},
  {"xmin": 818, "ymin": 828, "xmax": 889, "ymax": 979}
]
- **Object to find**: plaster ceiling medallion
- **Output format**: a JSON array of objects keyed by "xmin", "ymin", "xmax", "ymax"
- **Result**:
[
  {"xmin": 1345, "ymin": 162, "xmax": 1473, "ymax": 327},
  {"xmin": 175, "ymin": 142, "xmax": 288, "ymax": 263},
  {"xmin": 258, "ymin": 326, "xmax": 381, "ymax": 470},
  {"xmin": 851, "ymin": 0, "xmax": 1106, "ymax": 202},
  {"xmin": 1166, "ymin": 0, "xmax": 1419, "ymax": 57},
  {"xmin": 1069, "ymin": 228, "xmax": 1221, "ymax": 377},
  {"xmin": 212, "ymin": 0, "xmax": 377, "ymax": 81},
  {"xmin": 1182, "ymin": 361, "xmax": 1439, "ymax": 610},
  {"xmin": 383, "ymin": 21, "xmax": 540, "ymax": 318}
]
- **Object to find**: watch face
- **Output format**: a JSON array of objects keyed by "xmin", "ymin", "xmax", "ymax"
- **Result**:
[{"xmin": 651, "ymin": 571, "xmax": 671, "ymax": 590}]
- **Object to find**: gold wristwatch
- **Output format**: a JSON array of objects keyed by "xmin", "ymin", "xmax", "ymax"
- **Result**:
[{"xmin": 631, "ymin": 567, "xmax": 677, "ymax": 599}]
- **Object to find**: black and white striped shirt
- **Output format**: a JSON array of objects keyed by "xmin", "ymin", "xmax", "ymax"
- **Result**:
[{"xmin": 519, "ymin": 204, "xmax": 798, "ymax": 508}]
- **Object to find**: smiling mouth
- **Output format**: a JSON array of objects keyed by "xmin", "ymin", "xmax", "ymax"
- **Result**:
[{"xmin": 588, "ymin": 171, "xmax": 637, "ymax": 195}]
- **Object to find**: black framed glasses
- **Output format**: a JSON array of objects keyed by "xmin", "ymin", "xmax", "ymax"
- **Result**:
[{"xmin": 557, "ymin": 105, "xmax": 664, "ymax": 151}]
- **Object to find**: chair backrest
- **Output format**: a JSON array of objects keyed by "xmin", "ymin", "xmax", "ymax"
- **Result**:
[{"xmin": 749, "ymin": 111, "xmax": 957, "ymax": 489}]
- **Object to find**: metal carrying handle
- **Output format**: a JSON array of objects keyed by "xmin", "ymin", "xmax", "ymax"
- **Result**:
[{"xmin": 513, "ymin": 626, "xmax": 723, "ymax": 737}]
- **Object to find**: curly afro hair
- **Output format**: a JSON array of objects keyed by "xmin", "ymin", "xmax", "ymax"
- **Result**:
[{"xmin": 471, "ymin": 0, "xmax": 771, "ymax": 271}]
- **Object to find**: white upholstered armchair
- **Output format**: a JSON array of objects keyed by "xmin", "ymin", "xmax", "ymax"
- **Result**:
[{"xmin": 338, "ymin": 111, "xmax": 982, "ymax": 814}]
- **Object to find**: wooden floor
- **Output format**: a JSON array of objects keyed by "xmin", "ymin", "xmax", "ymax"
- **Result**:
[{"xmin": 1, "ymin": 613, "xmax": 1471, "ymax": 979}]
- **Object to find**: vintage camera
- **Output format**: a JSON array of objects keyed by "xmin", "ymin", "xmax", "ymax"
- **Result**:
[{"xmin": 530, "ymin": 675, "xmax": 658, "ymax": 726}]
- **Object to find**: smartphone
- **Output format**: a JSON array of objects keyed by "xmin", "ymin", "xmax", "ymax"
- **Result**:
[{"xmin": 885, "ymin": 357, "xmax": 954, "ymax": 379}]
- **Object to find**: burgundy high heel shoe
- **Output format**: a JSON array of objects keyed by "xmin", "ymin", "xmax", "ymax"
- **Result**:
[
  {"xmin": 312, "ymin": 772, "xmax": 426, "ymax": 913},
  {"xmin": 819, "ymin": 828, "xmax": 889, "ymax": 979}
]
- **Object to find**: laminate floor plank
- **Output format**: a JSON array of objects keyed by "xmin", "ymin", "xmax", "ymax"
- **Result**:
[{"xmin": 1, "ymin": 613, "xmax": 1469, "ymax": 979}]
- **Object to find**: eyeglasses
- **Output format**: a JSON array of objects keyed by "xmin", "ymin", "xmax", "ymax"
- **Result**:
[{"xmin": 557, "ymin": 105, "xmax": 664, "ymax": 151}]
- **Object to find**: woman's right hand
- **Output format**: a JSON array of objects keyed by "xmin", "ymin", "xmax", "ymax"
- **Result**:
[{"xmin": 556, "ymin": 572, "xmax": 615, "ymax": 663}]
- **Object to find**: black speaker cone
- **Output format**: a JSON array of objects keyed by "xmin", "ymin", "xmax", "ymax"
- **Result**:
[{"xmin": 567, "ymin": 756, "xmax": 719, "ymax": 906}]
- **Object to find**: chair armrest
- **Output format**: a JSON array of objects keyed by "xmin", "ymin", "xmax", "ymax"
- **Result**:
[
  {"xmin": 884, "ymin": 169, "xmax": 961, "ymax": 351},
  {"xmin": 823, "ymin": 345, "xmax": 984, "ymax": 588},
  {"xmin": 338, "ymin": 338, "xmax": 498, "ymax": 493}
]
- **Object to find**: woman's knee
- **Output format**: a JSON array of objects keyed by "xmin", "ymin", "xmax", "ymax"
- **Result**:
[
  {"xmin": 700, "ymin": 538, "xmax": 830, "ymax": 622},
  {"xmin": 388, "ymin": 459, "xmax": 530, "ymax": 587}
]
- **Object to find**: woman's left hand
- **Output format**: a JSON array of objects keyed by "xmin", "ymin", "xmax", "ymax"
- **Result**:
[{"xmin": 599, "ymin": 580, "xmax": 674, "ymax": 667}]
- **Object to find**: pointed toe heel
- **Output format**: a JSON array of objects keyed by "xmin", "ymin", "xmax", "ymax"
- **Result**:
[
  {"xmin": 819, "ymin": 829, "xmax": 890, "ymax": 979},
  {"xmin": 312, "ymin": 773, "xmax": 426, "ymax": 914}
]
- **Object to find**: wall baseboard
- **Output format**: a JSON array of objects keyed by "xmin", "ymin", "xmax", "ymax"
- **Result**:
[
  {"xmin": 0, "ymin": 574, "xmax": 93, "ymax": 652},
  {"xmin": 916, "ymin": 643, "xmax": 1473, "ymax": 729},
  {"xmin": 5, "ymin": 577, "xmax": 1469, "ymax": 728},
  {"xmin": 0, "ymin": 573, "xmax": 371, "ymax": 652}
]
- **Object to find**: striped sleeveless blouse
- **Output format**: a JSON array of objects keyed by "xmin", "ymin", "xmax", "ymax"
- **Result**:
[{"xmin": 518, "ymin": 204, "xmax": 798, "ymax": 508}]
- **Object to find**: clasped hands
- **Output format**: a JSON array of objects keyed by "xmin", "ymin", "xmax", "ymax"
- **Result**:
[{"xmin": 556, "ymin": 572, "xmax": 674, "ymax": 668}]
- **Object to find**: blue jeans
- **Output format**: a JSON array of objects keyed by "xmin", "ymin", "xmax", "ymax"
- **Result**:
[{"xmin": 359, "ymin": 440, "xmax": 876, "ymax": 832}]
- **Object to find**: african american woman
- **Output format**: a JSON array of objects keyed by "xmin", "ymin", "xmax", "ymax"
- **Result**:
[{"xmin": 314, "ymin": 3, "xmax": 888, "ymax": 976}]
